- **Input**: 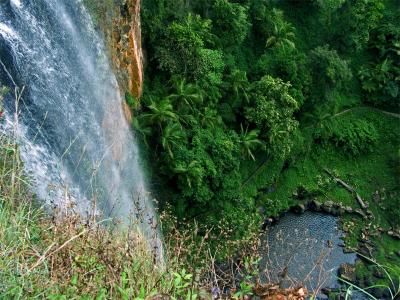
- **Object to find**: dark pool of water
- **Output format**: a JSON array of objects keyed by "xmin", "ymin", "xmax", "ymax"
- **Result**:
[{"xmin": 260, "ymin": 212, "xmax": 358, "ymax": 298}]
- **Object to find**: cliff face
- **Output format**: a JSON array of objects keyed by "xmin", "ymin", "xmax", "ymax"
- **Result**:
[
  {"xmin": 111, "ymin": 0, "xmax": 143, "ymax": 101},
  {"xmin": 127, "ymin": 0, "xmax": 143, "ymax": 100}
]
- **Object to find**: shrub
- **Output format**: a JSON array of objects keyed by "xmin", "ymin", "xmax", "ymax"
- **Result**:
[
  {"xmin": 155, "ymin": 14, "xmax": 224, "ymax": 84},
  {"xmin": 335, "ymin": 0, "xmax": 384, "ymax": 51},
  {"xmin": 256, "ymin": 47, "xmax": 311, "ymax": 106},
  {"xmin": 211, "ymin": 0, "xmax": 251, "ymax": 48},
  {"xmin": 358, "ymin": 22, "xmax": 400, "ymax": 108},
  {"xmin": 359, "ymin": 59, "xmax": 399, "ymax": 108},
  {"xmin": 245, "ymin": 75, "xmax": 299, "ymax": 158},
  {"xmin": 314, "ymin": 119, "xmax": 379, "ymax": 156},
  {"xmin": 310, "ymin": 45, "xmax": 353, "ymax": 91}
]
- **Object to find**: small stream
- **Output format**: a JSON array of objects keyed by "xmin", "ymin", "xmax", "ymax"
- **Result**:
[{"xmin": 260, "ymin": 212, "xmax": 358, "ymax": 298}]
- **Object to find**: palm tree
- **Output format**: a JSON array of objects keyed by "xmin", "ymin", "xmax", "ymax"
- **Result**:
[
  {"xmin": 239, "ymin": 124, "xmax": 264, "ymax": 161},
  {"xmin": 141, "ymin": 97, "xmax": 178, "ymax": 131},
  {"xmin": 266, "ymin": 10, "xmax": 296, "ymax": 51},
  {"xmin": 167, "ymin": 77, "xmax": 203, "ymax": 112},
  {"xmin": 200, "ymin": 107, "xmax": 223, "ymax": 129},
  {"xmin": 226, "ymin": 69, "xmax": 250, "ymax": 106},
  {"xmin": 174, "ymin": 160, "xmax": 202, "ymax": 188},
  {"xmin": 132, "ymin": 117, "xmax": 152, "ymax": 145},
  {"xmin": 302, "ymin": 101, "xmax": 340, "ymax": 129},
  {"xmin": 161, "ymin": 122, "xmax": 186, "ymax": 158}
]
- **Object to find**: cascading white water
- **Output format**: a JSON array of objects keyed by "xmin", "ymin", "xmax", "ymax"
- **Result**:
[{"xmin": 0, "ymin": 0, "xmax": 161, "ymax": 257}]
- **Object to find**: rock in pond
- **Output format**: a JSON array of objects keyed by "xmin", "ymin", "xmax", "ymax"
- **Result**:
[
  {"xmin": 345, "ymin": 206, "xmax": 353, "ymax": 213},
  {"xmin": 292, "ymin": 204, "xmax": 306, "ymax": 214},
  {"xmin": 308, "ymin": 200, "xmax": 322, "ymax": 212},
  {"xmin": 338, "ymin": 263, "xmax": 356, "ymax": 282}
]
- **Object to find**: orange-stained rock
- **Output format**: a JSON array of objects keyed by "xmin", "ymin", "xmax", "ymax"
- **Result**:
[
  {"xmin": 126, "ymin": 0, "xmax": 143, "ymax": 99},
  {"xmin": 111, "ymin": 0, "xmax": 143, "ymax": 102},
  {"xmin": 122, "ymin": 101, "xmax": 133, "ymax": 124}
]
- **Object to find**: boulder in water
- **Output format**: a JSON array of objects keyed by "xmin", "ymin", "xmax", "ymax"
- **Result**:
[
  {"xmin": 308, "ymin": 200, "xmax": 321, "ymax": 212},
  {"xmin": 338, "ymin": 263, "xmax": 356, "ymax": 282},
  {"xmin": 322, "ymin": 201, "xmax": 334, "ymax": 214},
  {"xmin": 292, "ymin": 204, "xmax": 306, "ymax": 214},
  {"xmin": 337, "ymin": 206, "xmax": 346, "ymax": 216},
  {"xmin": 324, "ymin": 200, "xmax": 334, "ymax": 207},
  {"xmin": 345, "ymin": 206, "xmax": 353, "ymax": 213}
]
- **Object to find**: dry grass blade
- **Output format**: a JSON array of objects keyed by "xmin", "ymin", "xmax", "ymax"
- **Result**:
[{"xmin": 26, "ymin": 218, "xmax": 111, "ymax": 274}]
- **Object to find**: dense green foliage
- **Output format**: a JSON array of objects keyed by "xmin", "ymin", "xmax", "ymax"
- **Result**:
[
  {"xmin": 314, "ymin": 118, "xmax": 379, "ymax": 156},
  {"xmin": 138, "ymin": 0, "xmax": 399, "ymax": 231},
  {"xmin": 1, "ymin": 0, "xmax": 399, "ymax": 297}
]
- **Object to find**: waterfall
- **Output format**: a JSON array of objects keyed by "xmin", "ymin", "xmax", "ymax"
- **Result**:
[{"xmin": 0, "ymin": 0, "xmax": 161, "ymax": 257}]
